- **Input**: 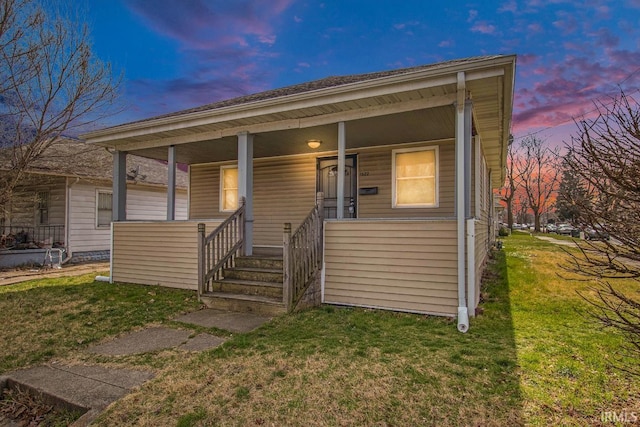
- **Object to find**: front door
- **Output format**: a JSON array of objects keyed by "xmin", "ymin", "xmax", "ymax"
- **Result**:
[{"xmin": 317, "ymin": 155, "xmax": 357, "ymax": 219}]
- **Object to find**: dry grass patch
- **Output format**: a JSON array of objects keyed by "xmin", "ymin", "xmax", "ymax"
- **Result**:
[{"xmin": 0, "ymin": 273, "xmax": 202, "ymax": 372}]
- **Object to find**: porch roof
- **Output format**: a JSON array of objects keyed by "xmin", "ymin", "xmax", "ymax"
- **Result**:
[{"xmin": 82, "ymin": 55, "xmax": 515, "ymax": 187}]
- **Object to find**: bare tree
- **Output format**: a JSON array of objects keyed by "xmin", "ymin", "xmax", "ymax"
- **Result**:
[
  {"xmin": 500, "ymin": 136, "xmax": 520, "ymax": 229},
  {"xmin": 516, "ymin": 136, "xmax": 560, "ymax": 231},
  {"xmin": 0, "ymin": 0, "xmax": 120, "ymax": 213},
  {"xmin": 564, "ymin": 91, "xmax": 640, "ymax": 375}
]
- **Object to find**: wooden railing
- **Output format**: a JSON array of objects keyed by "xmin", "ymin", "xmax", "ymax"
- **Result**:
[
  {"xmin": 198, "ymin": 198, "xmax": 245, "ymax": 296},
  {"xmin": 283, "ymin": 192, "xmax": 324, "ymax": 312}
]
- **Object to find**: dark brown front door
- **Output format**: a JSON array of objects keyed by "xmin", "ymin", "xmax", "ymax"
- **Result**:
[{"xmin": 317, "ymin": 155, "xmax": 357, "ymax": 219}]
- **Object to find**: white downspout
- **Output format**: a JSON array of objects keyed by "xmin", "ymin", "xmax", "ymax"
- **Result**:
[
  {"xmin": 456, "ymin": 72, "xmax": 469, "ymax": 333},
  {"xmin": 467, "ymin": 219, "xmax": 476, "ymax": 316}
]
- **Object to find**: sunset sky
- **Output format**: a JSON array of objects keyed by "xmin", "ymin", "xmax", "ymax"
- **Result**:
[{"xmin": 86, "ymin": 0, "xmax": 640, "ymax": 147}]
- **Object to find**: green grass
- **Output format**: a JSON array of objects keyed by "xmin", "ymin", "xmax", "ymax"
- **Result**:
[
  {"xmin": 1, "ymin": 236, "xmax": 638, "ymax": 426},
  {"xmin": 0, "ymin": 273, "xmax": 201, "ymax": 372}
]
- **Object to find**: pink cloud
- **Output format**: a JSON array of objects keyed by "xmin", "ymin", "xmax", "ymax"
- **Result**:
[
  {"xmin": 512, "ymin": 51, "xmax": 640, "ymax": 135},
  {"xmin": 498, "ymin": 0, "xmax": 517, "ymax": 13},
  {"xmin": 471, "ymin": 21, "xmax": 497, "ymax": 34},
  {"xmin": 527, "ymin": 23, "xmax": 542, "ymax": 33},
  {"xmin": 121, "ymin": 0, "xmax": 294, "ymax": 118}
]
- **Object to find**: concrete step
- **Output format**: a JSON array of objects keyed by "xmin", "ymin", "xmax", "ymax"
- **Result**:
[
  {"xmin": 201, "ymin": 292, "xmax": 286, "ymax": 316},
  {"xmin": 223, "ymin": 267, "xmax": 283, "ymax": 283},
  {"xmin": 211, "ymin": 278, "xmax": 283, "ymax": 298},
  {"xmin": 235, "ymin": 256, "xmax": 283, "ymax": 270}
]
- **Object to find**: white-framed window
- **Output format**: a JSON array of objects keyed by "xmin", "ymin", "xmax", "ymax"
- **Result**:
[
  {"xmin": 220, "ymin": 165, "xmax": 238, "ymax": 212},
  {"xmin": 392, "ymin": 146, "xmax": 439, "ymax": 208},
  {"xmin": 96, "ymin": 190, "xmax": 113, "ymax": 227},
  {"xmin": 36, "ymin": 191, "xmax": 49, "ymax": 225}
]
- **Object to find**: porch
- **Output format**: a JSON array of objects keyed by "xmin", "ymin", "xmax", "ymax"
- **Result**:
[{"xmin": 110, "ymin": 206, "xmax": 464, "ymax": 316}]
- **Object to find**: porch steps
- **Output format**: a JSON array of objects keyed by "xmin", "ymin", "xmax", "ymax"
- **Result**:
[{"xmin": 201, "ymin": 253, "xmax": 286, "ymax": 317}]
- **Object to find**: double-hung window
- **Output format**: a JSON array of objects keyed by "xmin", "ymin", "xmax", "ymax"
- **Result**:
[
  {"xmin": 220, "ymin": 166, "xmax": 238, "ymax": 212},
  {"xmin": 36, "ymin": 191, "xmax": 49, "ymax": 224},
  {"xmin": 392, "ymin": 146, "xmax": 438, "ymax": 208}
]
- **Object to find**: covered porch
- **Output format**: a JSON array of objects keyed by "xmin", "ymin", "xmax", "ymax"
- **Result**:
[{"xmin": 83, "ymin": 56, "xmax": 515, "ymax": 330}]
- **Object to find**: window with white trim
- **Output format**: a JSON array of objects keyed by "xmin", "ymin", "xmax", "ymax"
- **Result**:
[
  {"xmin": 220, "ymin": 166, "xmax": 238, "ymax": 212},
  {"xmin": 96, "ymin": 191, "xmax": 112, "ymax": 227},
  {"xmin": 392, "ymin": 146, "xmax": 438, "ymax": 208}
]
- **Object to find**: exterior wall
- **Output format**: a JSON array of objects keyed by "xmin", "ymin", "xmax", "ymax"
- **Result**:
[
  {"xmin": 111, "ymin": 220, "xmax": 222, "ymax": 289},
  {"xmin": 472, "ymin": 151, "xmax": 492, "ymax": 309},
  {"xmin": 190, "ymin": 156, "xmax": 317, "ymax": 246},
  {"xmin": 7, "ymin": 175, "xmax": 66, "ymax": 228},
  {"xmin": 323, "ymin": 220, "xmax": 458, "ymax": 316},
  {"xmin": 357, "ymin": 140, "xmax": 455, "ymax": 218},
  {"xmin": 68, "ymin": 181, "xmax": 187, "ymax": 255},
  {"xmin": 189, "ymin": 140, "xmax": 457, "ymax": 245}
]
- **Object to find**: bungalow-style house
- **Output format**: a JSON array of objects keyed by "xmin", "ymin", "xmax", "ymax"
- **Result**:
[
  {"xmin": 0, "ymin": 139, "xmax": 187, "ymax": 266},
  {"xmin": 82, "ymin": 55, "xmax": 515, "ymax": 332}
]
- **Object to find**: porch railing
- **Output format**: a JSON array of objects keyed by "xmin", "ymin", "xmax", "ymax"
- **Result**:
[
  {"xmin": 283, "ymin": 192, "xmax": 324, "ymax": 312},
  {"xmin": 198, "ymin": 198, "xmax": 245, "ymax": 296},
  {"xmin": 0, "ymin": 225, "xmax": 65, "ymax": 249}
]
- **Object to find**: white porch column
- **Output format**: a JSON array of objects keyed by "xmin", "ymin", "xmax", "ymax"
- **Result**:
[
  {"xmin": 238, "ymin": 131, "xmax": 254, "ymax": 256},
  {"xmin": 337, "ymin": 121, "xmax": 346, "ymax": 219},
  {"xmin": 112, "ymin": 150, "xmax": 127, "ymax": 221},
  {"xmin": 455, "ymin": 71, "xmax": 469, "ymax": 333},
  {"xmin": 167, "ymin": 145, "xmax": 176, "ymax": 220}
]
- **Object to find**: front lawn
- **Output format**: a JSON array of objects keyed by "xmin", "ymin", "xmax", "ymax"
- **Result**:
[
  {"xmin": 0, "ymin": 274, "xmax": 201, "ymax": 372},
  {"xmin": 1, "ymin": 234, "xmax": 637, "ymax": 426}
]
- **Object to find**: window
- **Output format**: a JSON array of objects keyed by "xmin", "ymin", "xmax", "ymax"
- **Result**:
[
  {"xmin": 96, "ymin": 191, "xmax": 112, "ymax": 227},
  {"xmin": 36, "ymin": 191, "xmax": 49, "ymax": 224},
  {"xmin": 392, "ymin": 147, "xmax": 438, "ymax": 208},
  {"xmin": 220, "ymin": 166, "xmax": 238, "ymax": 212}
]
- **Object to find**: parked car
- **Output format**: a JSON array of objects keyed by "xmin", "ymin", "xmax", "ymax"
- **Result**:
[
  {"xmin": 557, "ymin": 224, "xmax": 575, "ymax": 235},
  {"xmin": 585, "ymin": 227, "xmax": 610, "ymax": 241},
  {"xmin": 546, "ymin": 224, "xmax": 557, "ymax": 233}
]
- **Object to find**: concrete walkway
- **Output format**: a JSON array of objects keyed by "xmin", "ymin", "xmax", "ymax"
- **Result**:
[
  {"xmin": 0, "ymin": 309, "xmax": 272, "ymax": 426},
  {"xmin": 534, "ymin": 235, "xmax": 579, "ymax": 247}
]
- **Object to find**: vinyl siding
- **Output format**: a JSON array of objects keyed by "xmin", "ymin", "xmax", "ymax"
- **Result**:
[
  {"xmin": 112, "ymin": 220, "xmax": 222, "ymax": 289},
  {"xmin": 189, "ymin": 141, "xmax": 456, "ymax": 245},
  {"xmin": 472, "ymin": 152, "xmax": 491, "ymax": 310},
  {"xmin": 323, "ymin": 220, "xmax": 458, "ymax": 316},
  {"xmin": 358, "ymin": 140, "xmax": 455, "ymax": 218},
  {"xmin": 190, "ymin": 156, "xmax": 317, "ymax": 246},
  {"xmin": 7, "ymin": 176, "xmax": 66, "ymax": 228},
  {"xmin": 68, "ymin": 181, "xmax": 187, "ymax": 254}
]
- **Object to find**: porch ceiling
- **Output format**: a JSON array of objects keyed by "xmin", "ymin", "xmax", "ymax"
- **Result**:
[
  {"xmin": 83, "ymin": 56, "xmax": 515, "ymax": 187},
  {"xmin": 129, "ymin": 105, "xmax": 457, "ymax": 165}
]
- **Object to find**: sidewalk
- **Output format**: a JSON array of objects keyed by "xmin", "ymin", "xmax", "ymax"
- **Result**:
[
  {"xmin": 0, "ymin": 262, "xmax": 109, "ymax": 286},
  {"xmin": 0, "ymin": 309, "xmax": 272, "ymax": 426}
]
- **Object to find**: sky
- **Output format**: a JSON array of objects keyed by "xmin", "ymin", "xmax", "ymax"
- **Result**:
[{"xmin": 84, "ymin": 0, "xmax": 640, "ymax": 147}]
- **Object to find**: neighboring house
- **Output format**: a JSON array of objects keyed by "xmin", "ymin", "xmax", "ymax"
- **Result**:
[
  {"xmin": 0, "ymin": 139, "xmax": 187, "ymax": 265},
  {"xmin": 82, "ymin": 55, "xmax": 515, "ymax": 331}
]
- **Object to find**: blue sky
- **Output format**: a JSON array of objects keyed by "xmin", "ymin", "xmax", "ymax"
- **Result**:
[{"xmin": 86, "ymin": 0, "xmax": 640, "ymax": 146}]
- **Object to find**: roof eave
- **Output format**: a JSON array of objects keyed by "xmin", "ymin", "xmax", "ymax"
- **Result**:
[{"xmin": 82, "ymin": 55, "xmax": 516, "ymax": 144}]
